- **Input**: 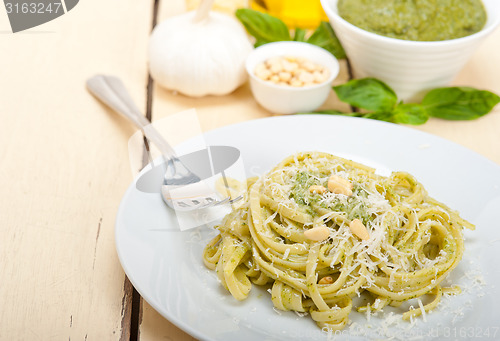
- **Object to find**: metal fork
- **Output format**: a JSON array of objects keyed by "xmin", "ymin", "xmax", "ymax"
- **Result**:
[{"xmin": 86, "ymin": 75, "xmax": 240, "ymax": 211}]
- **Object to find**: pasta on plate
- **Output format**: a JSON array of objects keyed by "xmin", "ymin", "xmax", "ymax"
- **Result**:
[{"xmin": 203, "ymin": 152, "xmax": 474, "ymax": 331}]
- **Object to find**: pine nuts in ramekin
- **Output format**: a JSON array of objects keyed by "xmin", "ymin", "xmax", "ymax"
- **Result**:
[
  {"xmin": 254, "ymin": 56, "xmax": 330, "ymax": 87},
  {"xmin": 245, "ymin": 41, "xmax": 340, "ymax": 114}
]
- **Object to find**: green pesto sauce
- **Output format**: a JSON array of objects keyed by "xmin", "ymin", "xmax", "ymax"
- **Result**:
[
  {"xmin": 337, "ymin": 0, "xmax": 487, "ymax": 41},
  {"xmin": 289, "ymin": 171, "xmax": 321, "ymax": 216},
  {"xmin": 289, "ymin": 171, "xmax": 371, "ymax": 223}
]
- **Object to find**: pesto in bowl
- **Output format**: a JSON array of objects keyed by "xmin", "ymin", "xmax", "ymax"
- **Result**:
[{"xmin": 337, "ymin": 0, "xmax": 487, "ymax": 41}]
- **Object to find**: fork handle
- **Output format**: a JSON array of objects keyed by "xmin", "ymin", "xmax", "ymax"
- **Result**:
[{"xmin": 86, "ymin": 74, "xmax": 177, "ymax": 159}]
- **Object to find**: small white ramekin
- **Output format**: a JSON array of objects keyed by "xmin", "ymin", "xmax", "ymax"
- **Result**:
[
  {"xmin": 320, "ymin": 0, "xmax": 500, "ymax": 101},
  {"xmin": 245, "ymin": 41, "xmax": 340, "ymax": 115}
]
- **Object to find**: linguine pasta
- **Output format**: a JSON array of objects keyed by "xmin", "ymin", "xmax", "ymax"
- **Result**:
[{"xmin": 203, "ymin": 152, "xmax": 474, "ymax": 330}]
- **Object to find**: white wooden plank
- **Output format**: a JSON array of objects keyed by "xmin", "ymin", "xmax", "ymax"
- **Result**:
[{"xmin": 0, "ymin": 0, "xmax": 154, "ymax": 339}]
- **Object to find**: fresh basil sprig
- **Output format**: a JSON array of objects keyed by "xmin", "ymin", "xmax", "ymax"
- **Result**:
[
  {"xmin": 305, "ymin": 22, "xmax": 345, "ymax": 59},
  {"xmin": 235, "ymin": 9, "xmax": 346, "ymax": 59},
  {"xmin": 421, "ymin": 87, "xmax": 500, "ymax": 120},
  {"xmin": 333, "ymin": 78, "xmax": 397, "ymax": 112},
  {"xmin": 235, "ymin": 9, "xmax": 290, "ymax": 46},
  {"xmin": 305, "ymin": 78, "xmax": 499, "ymax": 125}
]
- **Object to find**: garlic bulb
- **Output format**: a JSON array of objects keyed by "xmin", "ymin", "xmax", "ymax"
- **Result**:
[{"xmin": 148, "ymin": 0, "xmax": 253, "ymax": 97}]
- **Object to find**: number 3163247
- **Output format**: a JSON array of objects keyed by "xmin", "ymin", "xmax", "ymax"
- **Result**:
[{"xmin": 5, "ymin": 2, "xmax": 63, "ymax": 14}]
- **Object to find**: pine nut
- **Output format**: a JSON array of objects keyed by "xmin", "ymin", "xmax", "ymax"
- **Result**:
[
  {"xmin": 349, "ymin": 219, "xmax": 370, "ymax": 240},
  {"xmin": 298, "ymin": 71, "xmax": 314, "ymax": 84},
  {"xmin": 302, "ymin": 61, "xmax": 317, "ymax": 72},
  {"xmin": 269, "ymin": 75, "xmax": 280, "ymax": 83},
  {"xmin": 278, "ymin": 71, "xmax": 292, "ymax": 82},
  {"xmin": 255, "ymin": 62, "xmax": 267, "ymax": 73},
  {"xmin": 282, "ymin": 60, "xmax": 298, "ymax": 72},
  {"xmin": 254, "ymin": 55, "xmax": 329, "ymax": 88},
  {"xmin": 270, "ymin": 63, "xmax": 282, "ymax": 73},
  {"xmin": 303, "ymin": 226, "xmax": 330, "ymax": 242},
  {"xmin": 255, "ymin": 68, "xmax": 271, "ymax": 81},
  {"xmin": 327, "ymin": 175, "xmax": 353, "ymax": 196},
  {"xmin": 318, "ymin": 276, "xmax": 334, "ymax": 285},
  {"xmin": 309, "ymin": 185, "xmax": 327, "ymax": 194},
  {"xmin": 313, "ymin": 71, "xmax": 326, "ymax": 83}
]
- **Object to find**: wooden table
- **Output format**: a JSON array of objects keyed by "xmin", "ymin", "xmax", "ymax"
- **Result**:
[{"xmin": 1, "ymin": 1, "xmax": 499, "ymax": 340}]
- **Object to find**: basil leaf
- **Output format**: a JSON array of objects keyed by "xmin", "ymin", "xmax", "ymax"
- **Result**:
[
  {"xmin": 334, "ymin": 78, "xmax": 398, "ymax": 112},
  {"xmin": 363, "ymin": 111, "xmax": 395, "ymax": 122},
  {"xmin": 293, "ymin": 28, "xmax": 307, "ymax": 42},
  {"xmin": 235, "ymin": 9, "xmax": 291, "ymax": 46},
  {"xmin": 306, "ymin": 22, "xmax": 346, "ymax": 59},
  {"xmin": 391, "ymin": 103, "xmax": 429, "ymax": 125},
  {"xmin": 422, "ymin": 87, "xmax": 500, "ymax": 120}
]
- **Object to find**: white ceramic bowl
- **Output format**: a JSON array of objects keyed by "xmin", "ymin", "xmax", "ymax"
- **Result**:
[
  {"xmin": 320, "ymin": 0, "xmax": 500, "ymax": 101},
  {"xmin": 246, "ymin": 41, "xmax": 340, "ymax": 114}
]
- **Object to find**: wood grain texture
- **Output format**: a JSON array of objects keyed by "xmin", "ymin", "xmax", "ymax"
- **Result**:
[{"xmin": 0, "ymin": 1, "xmax": 153, "ymax": 339}]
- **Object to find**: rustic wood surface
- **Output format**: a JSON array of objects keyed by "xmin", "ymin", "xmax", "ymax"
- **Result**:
[{"xmin": 1, "ymin": 0, "xmax": 499, "ymax": 340}]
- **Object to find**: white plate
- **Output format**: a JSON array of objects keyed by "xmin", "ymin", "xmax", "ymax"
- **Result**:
[{"xmin": 115, "ymin": 115, "xmax": 500, "ymax": 340}]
